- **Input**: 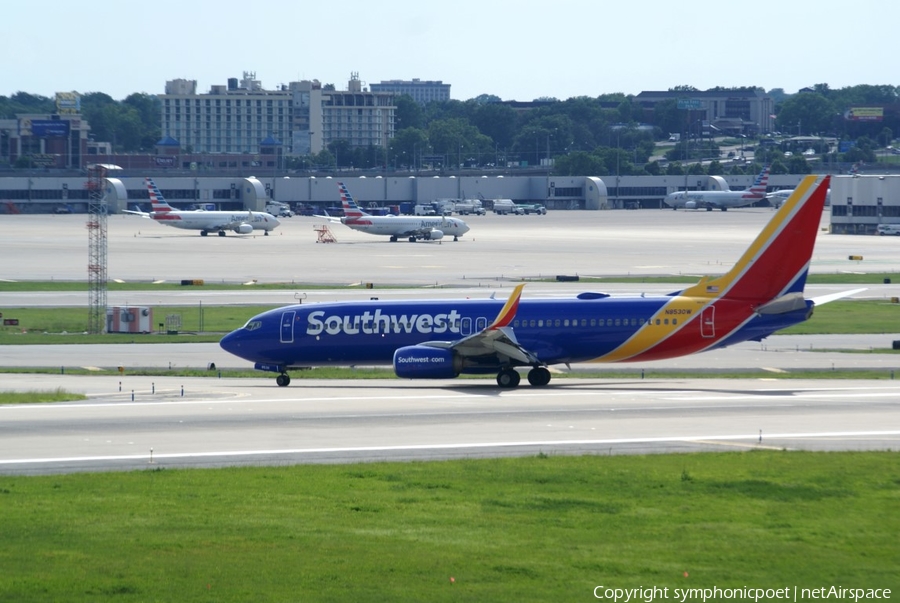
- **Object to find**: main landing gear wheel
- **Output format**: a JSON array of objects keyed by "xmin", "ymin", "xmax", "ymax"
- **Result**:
[
  {"xmin": 527, "ymin": 366, "xmax": 551, "ymax": 386},
  {"xmin": 200, "ymin": 231, "xmax": 208, "ymax": 236},
  {"xmin": 408, "ymin": 236, "xmax": 416, "ymax": 243},
  {"xmin": 276, "ymin": 373, "xmax": 291, "ymax": 387},
  {"xmin": 218, "ymin": 230, "xmax": 226, "ymax": 237},
  {"xmin": 496, "ymin": 368, "xmax": 520, "ymax": 388},
  {"xmin": 390, "ymin": 235, "xmax": 397, "ymax": 242}
]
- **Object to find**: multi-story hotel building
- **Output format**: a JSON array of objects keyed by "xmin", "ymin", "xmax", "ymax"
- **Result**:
[{"xmin": 159, "ymin": 72, "xmax": 396, "ymax": 157}]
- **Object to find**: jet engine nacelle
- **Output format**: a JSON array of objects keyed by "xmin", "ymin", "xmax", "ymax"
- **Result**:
[
  {"xmin": 393, "ymin": 345, "xmax": 461, "ymax": 379},
  {"xmin": 234, "ymin": 223, "xmax": 253, "ymax": 234},
  {"xmin": 684, "ymin": 200, "xmax": 698, "ymax": 210},
  {"xmin": 425, "ymin": 229, "xmax": 444, "ymax": 240}
]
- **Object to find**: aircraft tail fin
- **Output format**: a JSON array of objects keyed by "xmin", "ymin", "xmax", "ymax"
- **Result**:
[
  {"xmin": 338, "ymin": 182, "xmax": 369, "ymax": 218},
  {"xmin": 146, "ymin": 178, "xmax": 174, "ymax": 213},
  {"xmin": 747, "ymin": 165, "xmax": 770, "ymax": 197},
  {"xmin": 680, "ymin": 174, "xmax": 829, "ymax": 304}
]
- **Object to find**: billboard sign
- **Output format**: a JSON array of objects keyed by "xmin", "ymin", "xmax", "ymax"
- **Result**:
[
  {"xmin": 23, "ymin": 119, "xmax": 71, "ymax": 137},
  {"xmin": 677, "ymin": 98, "xmax": 704, "ymax": 110},
  {"xmin": 844, "ymin": 107, "xmax": 883, "ymax": 121},
  {"xmin": 55, "ymin": 92, "xmax": 81, "ymax": 114}
]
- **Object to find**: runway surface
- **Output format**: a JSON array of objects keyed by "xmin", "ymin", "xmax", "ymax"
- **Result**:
[
  {"xmin": 2, "ymin": 206, "xmax": 899, "ymax": 474},
  {"xmin": 2, "ymin": 374, "xmax": 899, "ymax": 475}
]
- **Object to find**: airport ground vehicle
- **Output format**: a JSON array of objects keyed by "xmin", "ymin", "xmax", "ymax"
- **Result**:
[
  {"xmin": 266, "ymin": 202, "xmax": 293, "ymax": 217},
  {"xmin": 454, "ymin": 200, "xmax": 485, "ymax": 215},
  {"xmin": 876, "ymin": 224, "xmax": 900, "ymax": 236},
  {"xmin": 493, "ymin": 199, "xmax": 523, "ymax": 215},
  {"xmin": 521, "ymin": 204, "xmax": 547, "ymax": 215}
]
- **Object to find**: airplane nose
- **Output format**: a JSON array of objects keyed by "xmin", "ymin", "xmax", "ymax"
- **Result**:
[{"xmin": 219, "ymin": 329, "xmax": 242, "ymax": 355}]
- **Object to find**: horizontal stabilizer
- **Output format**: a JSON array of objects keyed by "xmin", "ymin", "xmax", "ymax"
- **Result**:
[
  {"xmin": 810, "ymin": 288, "xmax": 867, "ymax": 306},
  {"xmin": 755, "ymin": 292, "xmax": 807, "ymax": 315}
]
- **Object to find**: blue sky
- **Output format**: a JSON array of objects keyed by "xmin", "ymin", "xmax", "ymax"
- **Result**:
[{"xmin": 4, "ymin": 0, "xmax": 897, "ymax": 102}]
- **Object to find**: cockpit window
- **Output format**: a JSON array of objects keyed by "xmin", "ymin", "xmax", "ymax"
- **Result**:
[{"xmin": 244, "ymin": 320, "xmax": 262, "ymax": 331}]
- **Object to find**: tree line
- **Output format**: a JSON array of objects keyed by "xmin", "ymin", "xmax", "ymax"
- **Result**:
[{"xmin": 2, "ymin": 84, "xmax": 897, "ymax": 176}]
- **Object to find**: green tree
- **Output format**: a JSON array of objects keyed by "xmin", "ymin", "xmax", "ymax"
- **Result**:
[
  {"xmin": 471, "ymin": 103, "xmax": 518, "ymax": 151},
  {"xmin": 388, "ymin": 128, "xmax": 428, "ymax": 168},
  {"xmin": 427, "ymin": 118, "xmax": 492, "ymax": 166},
  {"xmin": 775, "ymin": 92, "xmax": 836, "ymax": 135},
  {"xmin": 552, "ymin": 151, "xmax": 607, "ymax": 176},
  {"xmin": 394, "ymin": 95, "xmax": 424, "ymax": 131},
  {"xmin": 123, "ymin": 93, "xmax": 162, "ymax": 150},
  {"xmin": 327, "ymin": 139, "xmax": 353, "ymax": 168}
]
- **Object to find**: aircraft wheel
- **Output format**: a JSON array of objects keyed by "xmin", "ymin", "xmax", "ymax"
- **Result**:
[
  {"xmin": 390, "ymin": 236, "xmax": 397, "ymax": 242},
  {"xmin": 453, "ymin": 236, "xmax": 459, "ymax": 241},
  {"xmin": 276, "ymin": 373, "xmax": 291, "ymax": 387},
  {"xmin": 496, "ymin": 368, "xmax": 520, "ymax": 388},
  {"xmin": 527, "ymin": 367, "xmax": 551, "ymax": 386},
  {"xmin": 200, "ymin": 231, "xmax": 208, "ymax": 236},
  {"xmin": 409, "ymin": 236, "xmax": 416, "ymax": 243},
  {"xmin": 264, "ymin": 231, "xmax": 269, "ymax": 236},
  {"xmin": 218, "ymin": 230, "xmax": 226, "ymax": 237},
  {"xmin": 721, "ymin": 207, "xmax": 728, "ymax": 211},
  {"xmin": 706, "ymin": 207, "xmax": 713, "ymax": 212}
]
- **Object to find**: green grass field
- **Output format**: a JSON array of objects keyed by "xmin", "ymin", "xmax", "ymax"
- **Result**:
[{"xmin": 0, "ymin": 452, "xmax": 897, "ymax": 602}]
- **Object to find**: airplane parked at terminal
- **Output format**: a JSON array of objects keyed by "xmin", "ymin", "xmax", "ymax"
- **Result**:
[
  {"xmin": 664, "ymin": 165, "xmax": 770, "ymax": 211},
  {"xmin": 768, "ymin": 185, "xmax": 833, "ymax": 209},
  {"xmin": 124, "ymin": 178, "xmax": 280, "ymax": 236},
  {"xmin": 221, "ymin": 175, "xmax": 860, "ymax": 388},
  {"xmin": 317, "ymin": 182, "xmax": 470, "ymax": 242}
]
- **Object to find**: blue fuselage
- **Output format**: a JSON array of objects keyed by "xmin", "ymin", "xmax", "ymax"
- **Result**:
[{"xmin": 219, "ymin": 295, "xmax": 811, "ymax": 371}]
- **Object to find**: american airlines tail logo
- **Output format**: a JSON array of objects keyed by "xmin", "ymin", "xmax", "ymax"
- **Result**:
[
  {"xmin": 338, "ymin": 182, "xmax": 365, "ymax": 217},
  {"xmin": 146, "ymin": 178, "xmax": 173, "ymax": 212}
]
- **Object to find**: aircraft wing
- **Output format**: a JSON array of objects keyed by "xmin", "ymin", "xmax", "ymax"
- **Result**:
[
  {"xmin": 122, "ymin": 206, "xmax": 151, "ymax": 218},
  {"xmin": 424, "ymin": 284, "xmax": 542, "ymax": 365}
]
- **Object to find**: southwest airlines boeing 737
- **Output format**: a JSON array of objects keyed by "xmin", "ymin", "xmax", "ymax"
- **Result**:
[
  {"xmin": 221, "ymin": 175, "xmax": 857, "ymax": 387},
  {"xmin": 318, "ymin": 182, "xmax": 470, "ymax": 242},
  {"xmin": 664, "ymin": 165, "xmax": 770, "ymax": 211},
  {"xmin": 124, "ymin": 178, "xmax": 280, "ymax": 236}
]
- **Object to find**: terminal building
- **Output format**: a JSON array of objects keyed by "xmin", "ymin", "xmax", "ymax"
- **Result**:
[{"xmin": 4, "ymin": 172, "xmax": 898, "ymax": 235}]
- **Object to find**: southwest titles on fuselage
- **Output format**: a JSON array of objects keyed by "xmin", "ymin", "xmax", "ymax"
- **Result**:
[{"xmin": 306, "ymin": 308, "xmax": 463, "ymax": 337}]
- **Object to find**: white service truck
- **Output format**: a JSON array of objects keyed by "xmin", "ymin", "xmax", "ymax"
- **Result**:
[
  {"xmin": 492, "ymin": 199, "xmax": 523, "ymax": 215},
  {"xmin": 265, "ymin": 202, "xmax": 293, "ymax": 217}
]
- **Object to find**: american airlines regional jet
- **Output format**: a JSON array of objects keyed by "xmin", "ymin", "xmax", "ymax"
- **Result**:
[
  {"xmin": 318, "ymin": 182, "xmax": 470, "ymax": 242},
  {"xmin": 124, "ymin": 178, "xmax": 280, "ymax": 236},
  {"xmin": 664, "ymin": 165, "xmax": 770, "ymax": 211}
]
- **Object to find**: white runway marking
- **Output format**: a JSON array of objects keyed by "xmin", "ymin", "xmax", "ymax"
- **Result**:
[{"xmin": 3, "ymin": 430, "xmax": 899, "ymax": 466}]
